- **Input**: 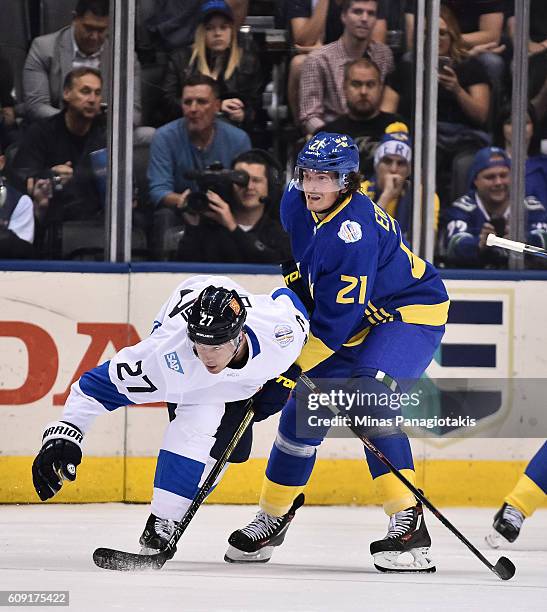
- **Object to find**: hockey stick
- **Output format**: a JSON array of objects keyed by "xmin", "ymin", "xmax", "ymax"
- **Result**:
[
  {"xmin": 298, "ymin": 373, "xmax": 516, "ymax": 581},
  {"xmin": 93, "ymin": 402, "xmax": 255, "ymax": 571},
  {"xmin": 486, "ymin": 233, "xmax": 547, "ymax": 259}
]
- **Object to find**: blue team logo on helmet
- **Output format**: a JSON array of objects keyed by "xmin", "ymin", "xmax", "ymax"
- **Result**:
[{"xmin": 294, "ymin": 133, "xmax": 360, "ymax": 191}]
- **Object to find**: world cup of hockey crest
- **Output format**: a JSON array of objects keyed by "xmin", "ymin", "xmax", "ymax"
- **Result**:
[
  {"xmin": 338, "ymin": 220, "xmax": 362, "ymax": 243},
  {"xmin": 274, "ymin": 324, "xmax": 294, "ymax": 347}
]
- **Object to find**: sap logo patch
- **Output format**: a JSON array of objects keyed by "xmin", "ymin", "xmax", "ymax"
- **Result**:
[
  {"xmin": 338, "ymin": 220, "xmax": 362, "ymax": 243},
  {"xmin": 164, "ymin": 352, "xmax": 184, "ymax": 374},
  {"xmin": 274, "ymin": 324, "xmax": 294, "ymax": 347}
]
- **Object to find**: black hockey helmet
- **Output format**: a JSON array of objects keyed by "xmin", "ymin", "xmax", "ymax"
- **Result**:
[{"xmin": 187, "ymin": 285, "xmax": 247, "ymax": 345}]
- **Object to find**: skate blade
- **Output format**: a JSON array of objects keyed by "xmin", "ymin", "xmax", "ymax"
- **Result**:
[
  {"xmin": 224, "ymin": 544, "xmax": 274, "ymax": 564},
  {"xmin": 372, "ymin": 547, "xmax": 436, "ymax": 573}
]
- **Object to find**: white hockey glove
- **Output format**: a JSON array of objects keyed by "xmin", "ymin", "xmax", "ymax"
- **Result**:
[{"xmin": 32, "ymin": 421, "xmax": 83, "ymax": 501}]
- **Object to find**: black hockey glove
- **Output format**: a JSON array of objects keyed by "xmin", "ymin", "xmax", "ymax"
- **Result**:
[
  {"xmin": 252, "ymin": 362, "xmax": 302, "ymax": 422},
  {"xmin": 281, "ymin": 259, "xmax": 314, "ymax": 315},
  {"xmin": 32, "ymin": 421, "xmax": 83, "ymax": 501}
]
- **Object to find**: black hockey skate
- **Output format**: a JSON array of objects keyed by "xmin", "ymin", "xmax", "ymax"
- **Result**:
[
  {"xmin": 224, "ymin": 493, "xmax": 305, "ymax": 563},
  {"xmin": 139, "ymin": 513, "xmax": 177, "ymax": 559},
  {"xmin": 485, "ymin": 503, "xmax": 525, "ymax": 549},
  {"xmin": 370, "ymin": 501, "xmax": 436, "ymax": 573}
]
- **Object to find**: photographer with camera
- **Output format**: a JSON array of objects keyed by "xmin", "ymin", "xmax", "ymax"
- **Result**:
[
  {"xmin": 148, "ymin": 73, "xmax": 251, "ymax": 258},
  {"xmin": 174, "ymin": 150, "xmax": 291, "ymax": 263},
  {"xmin": 11, "ymin": 67, "xmax": 106, "ymax": 238},
  {"xmin": 444, "ymin": 147, "xmax": 547, "ymax": 268}
]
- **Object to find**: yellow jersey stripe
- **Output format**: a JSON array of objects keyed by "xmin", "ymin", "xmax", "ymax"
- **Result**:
[
  {"xmin": 343, "ymin": 326, "xmax": 371, "ymax": 347},
  {"xmin": 396, "ymin": 300, "xmax": 450, "ymax": 326},
  {"xmin": 295, "ymin": 331, "xmax": 335, "ymax": 372}
]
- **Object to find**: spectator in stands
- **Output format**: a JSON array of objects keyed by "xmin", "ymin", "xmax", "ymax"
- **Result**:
[
  {"xmin": 0, "ymin": 141, "xmax": 35, "ymax": 259},
  {"xmin": 12, "ymin": 67, "xmax": 106, "ymax": 229},
  {"xmin": 148, "ymin": 73, "xmax": 251, "ymax": 257},
  {"xmin": 299, "ymin": 0, "xmax": 394, "ymax": 136},
  {"xmin": 146, "ymin": 0, "xmax": 248, "ymax": 51},
  {"xmin": 175, "ymin": 149, "xmax": 291, "ymax": 263},
  {"xmin": 405, "ymin": 1, "xmax": 506, "ymax": 101},
  {"xmin": 0, "ymin": 50, "xmax": 16, "ymax": 131},
  {"xmin": 23, "ymin": 0, "xmax": 144, "ymax": 127},
  {"xmin": 161, "ymin": 0, "xmax": 262, "ymax": 128},
  {"xmin": 443, "ymin": 146, "xmax": 547, "ymax": 268},
  {"xmin": 148, "ymin": 73, "xmax": 251, "ymax": 208},
  {"xmin": 361, "ymin": 123, "xmax": 439, "ymax": 240},
  {"xmin": 505, "ymin": 0, "xmax": 547, "ymax": 115},
  {"xmin": 386, "ymin": 6, "xmax": 491, "ymax": 205},
  {"xmin": 505, "ymin": 0, "xmax": 547, "ymax": 57},
  {"xmin": 495, "ymin": 104, "xmax": 547, "ymax": 208},
  {"xmin": 322, "ymin": 58, "xmax": 404, "ymax": 175},
  {"xmin": 285, "ymin": 0, "xmax": 387, "ymax": 122},
  {"xmin": 386, "ymin": 6, "xmax": 491, "ymax": 130},
  {"xmin": 531, "ymin": 77, "xmax": 547, "ymax": 149}
]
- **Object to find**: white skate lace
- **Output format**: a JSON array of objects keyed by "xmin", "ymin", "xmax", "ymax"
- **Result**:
[
  {"xmin": 154, "ymin": 517, "xmax": 176, "ymax": 540},
  {"xmin": 502, "ymin": 505, "xmax": 524, "ymax": 530},
  {"xmin": 240, "ymin": 511, "xmax": 283, "ymax": 541},
  {"xmin": 385, "ymin": 508, "xmax": 415, "ymax": 539}
]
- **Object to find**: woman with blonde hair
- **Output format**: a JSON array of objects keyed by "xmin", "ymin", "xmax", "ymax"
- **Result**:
[{"xmin": 162, "ymin": 0, "xmax": 262, "ymax": 128}]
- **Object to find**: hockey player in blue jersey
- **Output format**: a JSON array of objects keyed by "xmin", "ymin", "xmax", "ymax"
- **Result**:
[
  {"xmin": 31, "ymin": 276, "xmax": 309, "ymax": 559},
  {"xmin": 226, "ymin": 133, "xmax": 450, "ymax": 572},
  {"xmin": 444, "ymin": 146, "xmax": 547, "ymax": 268},
  {"xmin": 485, "ymin": 441, "xmax": 547, "ymax": 548}
]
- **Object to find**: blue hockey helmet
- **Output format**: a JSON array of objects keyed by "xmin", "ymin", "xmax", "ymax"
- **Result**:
[{"xmin": 294, "ymin": 132, "xmax": 360, "ymax": 191}]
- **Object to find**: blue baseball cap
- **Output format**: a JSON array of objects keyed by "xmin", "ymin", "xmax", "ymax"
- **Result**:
[
  {"xmin": 200, "ymin": 0, "xmax": 233, "ymax": 22},
  {"xmin": 468, "ymin": 147, "xmax": 511, "ymax": 189}
]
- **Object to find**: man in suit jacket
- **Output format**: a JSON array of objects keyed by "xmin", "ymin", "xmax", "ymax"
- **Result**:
[{"xmin": 23, "ymin": 0, "xmax": 143, "ymax": 126}]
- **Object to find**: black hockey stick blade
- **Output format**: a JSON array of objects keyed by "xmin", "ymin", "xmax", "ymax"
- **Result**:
[
  {"xmin": 493, "ymin": 556, "xmax": 516, "ymax": 581},
  {"xmin": 93, "ymin": 547, "xmax": 169, "ymax": 571}
]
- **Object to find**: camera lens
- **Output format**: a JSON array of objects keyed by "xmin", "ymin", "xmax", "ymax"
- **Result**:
[{"xmin": 186, "ymin": 191, "xmax": 210, "ymax": 213}]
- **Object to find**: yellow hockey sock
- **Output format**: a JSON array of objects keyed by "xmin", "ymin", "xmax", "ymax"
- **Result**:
[
  {"xmin": 375, "ymin": 470, "xmax": 417, "ymax": 515},
  {"xmin": 259, "ymin": 476, "xmax": 306, "ymax": 517},
  {"xmin": 505, "ymin": 474, "xmax": 546, "ymax": 518}
]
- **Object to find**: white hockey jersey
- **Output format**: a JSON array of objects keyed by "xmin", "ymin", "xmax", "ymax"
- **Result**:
[{"xmin": 62, "ymin": 275, "xmax": 309, "ymax": 433}]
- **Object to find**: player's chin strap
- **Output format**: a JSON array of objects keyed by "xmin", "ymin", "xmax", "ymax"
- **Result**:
[{"xmin": 229, "ymin": 330, "xmax": 247, "ymax": 361}]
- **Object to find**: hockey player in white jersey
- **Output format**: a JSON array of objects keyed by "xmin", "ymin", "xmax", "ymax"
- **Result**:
[{"xmin": 32, "ymin": 275, "xmax": 309, "ymax": 557}]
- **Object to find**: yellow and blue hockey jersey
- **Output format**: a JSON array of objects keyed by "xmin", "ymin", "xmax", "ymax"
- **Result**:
[{"xmin": 281, "ymin": 183, "xmax": 450, "ymax": 371}]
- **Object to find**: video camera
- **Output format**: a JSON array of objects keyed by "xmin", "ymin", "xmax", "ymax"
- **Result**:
[{"xmin": 183, "ymin": 163, "xmax": 249, "ymax": 214}]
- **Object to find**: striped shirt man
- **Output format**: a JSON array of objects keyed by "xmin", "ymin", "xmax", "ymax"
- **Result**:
[{"xmin": 299, "ymin": 37, "xmax": 394, "ymax": 134}]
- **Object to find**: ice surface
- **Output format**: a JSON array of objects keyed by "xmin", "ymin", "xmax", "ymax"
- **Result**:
[{"xmin": 0, "ymin": 504, "xmax": 545, "ymax": 612}]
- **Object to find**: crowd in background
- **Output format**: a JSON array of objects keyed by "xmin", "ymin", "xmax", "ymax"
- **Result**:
[{"xmin": 0, "ymin": 0, "xmax": 546, "ymax": 268}]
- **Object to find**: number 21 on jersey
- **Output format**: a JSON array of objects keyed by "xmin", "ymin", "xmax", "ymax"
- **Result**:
[{"xmin": 336, "ymin": 275, "xmax": 367, "ymax": 304}]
